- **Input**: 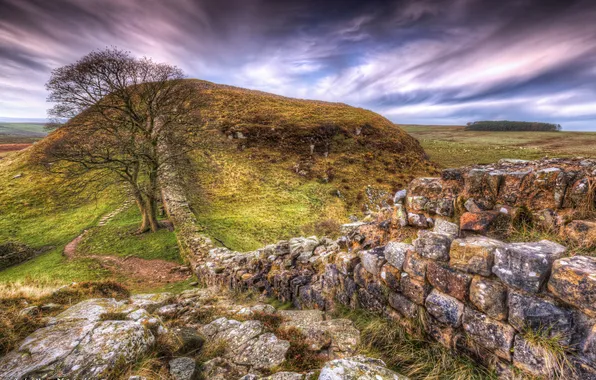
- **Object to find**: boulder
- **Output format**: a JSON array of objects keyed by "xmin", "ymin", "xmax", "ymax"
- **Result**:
[
  {"xmin": 462, "ymin": 308, "xmax": 515, "ymax": 360},
  {"xmin": 319, "ymin": 356, "xmax": 408, "ymax": 379},
  {"xmin": 426, "ymin": 262, "xmax": 471, "ymax": 301},
  {"xmin": 413, "ymin": 231, "xmax": 452, "ymax": 261},
  {"xmin": 449, "ymin": 236, "xmax": 504, "ymax": 276},
  {"xmin": 548, "ymin": 256, "xmax": 596, "ymax": 318},
  {"xmin": 425, "ymin": 289, "xmax": 464, "ymax": 327},
  {"xmin": 129, "ymin": 293, "xmax": 173, "ymax": 313},
  {"xmin": 492, "ymin": 240, "xmax": 566, "ymax": 293},
  {"xmin": 512, "ymin": 335, "xmax": 551, "ymax": 377},
  {"xmin": 468, "ymin": 276, "xmax": 507, "ymax": 321},
  {"xmin": 169, "ymin": 357, "xmax": 197, "ymax": 380}
]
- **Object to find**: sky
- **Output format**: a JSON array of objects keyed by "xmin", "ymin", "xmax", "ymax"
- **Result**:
[{"xmin": 1, "ymin": 0, "xmax": 596, "ymax": 130}]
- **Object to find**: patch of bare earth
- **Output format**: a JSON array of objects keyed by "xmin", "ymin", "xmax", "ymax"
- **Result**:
[{"xmin": 64, "ymin": 232, "xmax": 191, "ymax": 288}]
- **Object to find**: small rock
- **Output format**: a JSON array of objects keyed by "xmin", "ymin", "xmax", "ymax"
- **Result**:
[
  {"xmin": 189, "ymin": 281, "xmax": 199, "ymax": 286},
  {"xmin": 169, "ymin": 357, "xmax": 197, "ymax": 380},
  {"xmin": 40, "ymin": 303, "xmax": 62, "ymax": 312},
  {"xmin": 413, "ymin": 231, "xmax": 452, "ymax": 261},
  {"xmin": 425, "ymin": 289, "xmax": 464, "ymax": 327},
  {"xmin": 319, "ymin": 355, "xmax": 408, "ymax": 379},
  {"xmin": 433, "ymin": 219, "xmax": 459, "ymax": 238},
  {"xmin": 548, "ymin": 255, "xmax": 596, "ymax": 318},
  {"xmin": 393, "ymin": 189, "xmax": 407, "ymax": 204},
  {"xmin": 18, "ymin": 305, "xmax": 40, "ymax": 317},
  {"xmin": 384, "ymin": 241, "xmax": 412, "ymax": 270},
  {"xmin": 464, "ymin": 198, "xmax": 484, "ymax": 213},
  {"xmin": 469, "ymin": 276, "xmax": 507, "ymax": 321},
  {"xmin": 359, "ymin": 247, "xmax": 386, "ymax": 276},
  {"xmin": 463, "ymin": 308, "xmax": 515, "ymax": 361}
]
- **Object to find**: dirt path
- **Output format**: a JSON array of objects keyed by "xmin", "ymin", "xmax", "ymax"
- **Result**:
[{"xmin": 64, "ymin": 204, "xmax": 191, "ymax": 288}]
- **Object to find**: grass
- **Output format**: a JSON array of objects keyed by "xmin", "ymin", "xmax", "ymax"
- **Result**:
[
  {"xmin": 77, "ymin": 206, "xmax": 181, "ymax": 263},
  {"xmin": 519, "ymin": 326, "xmax": 574, "ymax": 378},
  {"xmin": 400, "ymin": 125, "xmax": 596, "ymax": 168},
  {"xmin": 335, "ymin": 306, "xmax": 496, "ymax": 380}
]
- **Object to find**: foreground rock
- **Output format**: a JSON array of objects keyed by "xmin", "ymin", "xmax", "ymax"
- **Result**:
[
  {"xmin": 319, "ymin": 356, "xmax": 408, "ymax": 379},
  {"xmin": 0, "ymin": 297, "xmax": 160, "ymax": 379}
]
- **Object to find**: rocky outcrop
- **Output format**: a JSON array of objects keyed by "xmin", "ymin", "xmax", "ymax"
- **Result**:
[
  {"xmin": 0, "ymin": 242, "xmax": 40, "ymax": 270},
  {"xmin": 0, "ymin": 296, "xmax": 165, "ymax": 379},
  {"xmin": 318, "ymin": 356, "xmax": 407, "ymax": 379}
]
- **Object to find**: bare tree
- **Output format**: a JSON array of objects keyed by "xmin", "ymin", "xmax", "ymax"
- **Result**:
[{"xmin": 38, "ymin": 48, "xmax": 200, "ymax": 232}]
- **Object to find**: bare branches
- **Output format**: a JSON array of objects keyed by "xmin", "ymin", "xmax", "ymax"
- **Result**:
[{"xmin": 40, "ymin": 47, "xmax": 201, "ymax": 232}]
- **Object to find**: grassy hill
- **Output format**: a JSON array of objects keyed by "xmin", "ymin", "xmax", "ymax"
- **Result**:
[
  {"xmin": 184, "ymin": 80, "xmax": 435, "ymax": 250},
  {"xmin": 0, "ymin": 80, "xmax": 434, "ymax": 288}
]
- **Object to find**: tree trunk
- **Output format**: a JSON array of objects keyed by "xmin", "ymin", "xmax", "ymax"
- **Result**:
[
  {"xmin": 146, "ymin": 196, "xmax": 160, "ymax": 232},
  {"xmin": 132, "ymin": 189, "xmax": 151, "ymax": 233}
]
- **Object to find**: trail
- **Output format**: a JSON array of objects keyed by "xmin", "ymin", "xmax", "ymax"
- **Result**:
[{"xmin": 64, "ymin": 202, "xmax": 191, "ymax": 287}]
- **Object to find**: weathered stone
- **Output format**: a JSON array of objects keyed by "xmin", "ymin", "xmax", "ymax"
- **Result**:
[
  {"xmin": 582, "ymin": 322, "xmax": 596, "ymax": 364},
  {"xmin": 433, "ymin": 219, "xmax": 459, "ymax": 239},
  {"xmin": 201, "ymin": 357, "xmax": 248, "ymax": 379},
  {"xmin": 234, "ymin": 332, "xmax": 290, "ymax": 370},
  {"xmin": 171, "ymin": 327, "xmax": 205, "ymax": 355},
  {"xmin": 129, "ymin": 293, "xmax": 173, "ymax": 313},
  {"xmin": 426, "ymin": 262, "xmax": 471, "ymax": 301},
  {"xmin": 413, "ymin": 231, "xmax": 452, "ymax": 261},
  {"xmin": 464, "ymin": 198, "xmax": 484, "ymax": 213},
  {"xmin": 426, "ymin": 318, "xmax": 458, "ymax": 349},
  {"xmin": 462, "ymin": 308, "xmax": 515, "ymax": 360},
  {"xmin": 357, "ymin": 288, "xmax": 385, "ymax": 312},
  {"xmin": 512, "ymin": 335, "xmax": 550, "ymax": 377},
  {"xmin": 393, "ymin": 189, "xmax": 407, "ymax": 204},
  {"xmin": 384, "ymin": 241, "xmax": 412, "ymax": 270},
  {"xmin": 297, "ymin": 319, "xmax": 360, "ymax": 357},
  {"xmin": 236, "ymin": 304, "xmax": 277, "ymax": 317},
  {"xmin": 469, "ymin": 276, "xmax": 507, "ymax": 321},
  {"xmin": 49, "ymin": 298, "xmax": 126, "ymax": 324},
  {"xmin": 400, "ymin": 273, "xmax": 430, "ymax": 305},
  {"xmin": 449, "ymin": 236, "xmax": 503, "ymax": 276},
  {"xmin": 359, "ymin": 247, "xmax": 386, "ymax": 276},
  {"xmin": 388, "ymin": 291, "xmax": 419, "ymax": 319},
  {"xmin": 508, "ymin": 291, "xmax": 573, "ymax": 343},
  {"xmin": 169, "ymin": 357, "xmax": 197, "ymax": 380},
  {"xmin": 379, "ymin": 263, "xmax": 401, "ymax": 292},
  {"xmin": 335, "ymin": 252, "xmax": 360, "ymax": 275},
  {"xmin": 563, "ymin": 220, "xmax": 596, "ymax": 245},
  {"xmin": 0, "ymin": 242, "xmax": 39, "ymax": 270},
  {"xmin": 319, "ymin": 355, "xmax": 408, "ymax": 379},
  {"xmin": 548, "ymin": 256, "xmax": 596, "ymax": 318},
  {"xmin": 460, "ymin": 211, "xmax": 507, "ymax": 235},
  {"xmin": 289, "ymin": 236, "xmax": 319, "ymax": 259},
  {"xmin": 407, "ymin": 213, "xmax": 429, "ymax": 228},
  {"xmin": 395, "ymin": 204, "xmax": 408, "ymax": 227},
  {"xmin": 493, "ymin": 240, "xmax": 566, "ymax": 293},
  {"xmin": 425, "ymin": 289, "xmax": 464, "ymax": 327},
  {"xmin": 403, "ymin": 251, "xmax": 429, "ymax": 280}
]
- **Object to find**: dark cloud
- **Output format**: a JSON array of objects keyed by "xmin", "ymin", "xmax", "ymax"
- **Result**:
[{"xmin": 0, "ymin": 0, "xmax": 595, "ymax": 130}]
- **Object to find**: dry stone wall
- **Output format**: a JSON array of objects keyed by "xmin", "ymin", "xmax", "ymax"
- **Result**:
[{"xmin": 161, "ymin": 158, "xmax": 596, "ymax": 379}]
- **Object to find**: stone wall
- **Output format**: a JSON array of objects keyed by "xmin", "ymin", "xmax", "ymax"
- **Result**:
[{"xmin": 161, "ymin": 158, "xmax": 596, "ymax": 379}]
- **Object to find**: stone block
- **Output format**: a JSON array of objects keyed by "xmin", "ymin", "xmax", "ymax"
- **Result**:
[
  {"xmin": 464, "ymin": 198, "xmax": 484, "ymax": 213},
  {"xmin": 335, "ymin": 252, "xmax": 360, "ymax": 275},
  {"xmin": 508, "ymin": 290, "xmax": 573, "ymax": 344},
  {"xmin": 433, "ymin": 219, "xmax": 459, "ymax": 239},
  {"xmin": 384, "ymin": 241, "xmax": 412, "ymax": 270},
  {"xmin": 356, "ymin": 288, "xmax": 384, "ymax": 312},
  {"xmin": 493, "ymin": 240, "xmax": 566, "ymax": 293},
  {"xmin": 407, "ymin": 196, "xmax": 429, "ymax": 212},
  {"xmin": 400, "ymin": 273, "xmax": 430, "ymax": 305},
  {"xmin": 379, "ymin": 263, "xmax": 400, "ymax": 292},
  {"xmin": 462, "ymin": 308, "xmax": 516, "ymax": 361},
  {"xmin": 413, "ymin": 231, "xmax": 452, "ymax": 261},
  {"xmin": 403, "ymin": 251, "xmax": 429, "ymax": 280},
  {"xmin": 358, "ymin": 247, "xmax": 386, "ymax": 276},
  {"xmin": 388, "ymin": 291, "xmax": 419, "ymax": 319},
  {"xmin": 408, "ymin": 177, "xmax": 443, "ymax": 197},
  {"xmin": 427, "ymin": 318, "xmax": 458, "ymax": 349},
  {"xmin": 449, "ymin": 236, "xmax": 503, "ymax": 277},
  {"xmin": 426, "ymin": 262, "xmax": 471, "ymax": 301},
  {"xmin": 563, "ymin": 220, "xmax": 596, "ymax": 246},
  {"xmin": 548, "ymin": 256, "xmax": 596, "ymax": 318},
  {"xmin": 354, "ymin": 264, "xmax": 373, "ymax": 288},
  {"xmin": 425, "ymin": 289, "xmax": 464, "ymax": 327},
  {"xmin": 469, "ymin": 276, "xmax": 507, "ymax": 321},
  {"xmin": 460, "ymin": 211, "xmax": 508, "ymax": 235}
]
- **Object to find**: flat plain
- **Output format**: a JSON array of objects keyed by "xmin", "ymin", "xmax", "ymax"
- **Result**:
[{"xmin": 400, "ymin": 124, "xmax": 596, "ymax": 168}]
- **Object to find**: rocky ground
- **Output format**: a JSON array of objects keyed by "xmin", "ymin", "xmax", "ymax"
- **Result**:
[{"xmin": 0, "ymin": 286, "xmax": 408, "ymax": 380}]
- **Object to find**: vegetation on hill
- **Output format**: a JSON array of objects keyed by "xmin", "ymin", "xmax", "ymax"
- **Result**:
[
  {"xmin": 465, "ymin": 120, "xmax": 561, "ymax": 132},
  {"xmin": 184, "ymin": 80, "xmax": 436, "ymax": 250}
]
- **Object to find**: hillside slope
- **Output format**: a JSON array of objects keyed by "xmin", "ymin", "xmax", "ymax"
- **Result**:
[
  {"xmin": 0, "ymin": 80, "xmax": 435, "ymax": 261},
  {"xmin": 183, "ymin": 80, "xmax": 436, "ymax": 249}
]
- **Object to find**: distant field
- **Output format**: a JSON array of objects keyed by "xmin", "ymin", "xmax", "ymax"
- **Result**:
[
  {"xmin": 400, "ymin": 124, "xmax": 596, "ymax": 168},
  {"xmin": 0, "ymin": 123, "xmax": 46, "ymax": 157}
]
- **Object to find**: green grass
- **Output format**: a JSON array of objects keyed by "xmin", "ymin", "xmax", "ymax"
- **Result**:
[
  {"xmin": 0, "ymin": 123, "xmax": 47, "ymax": 135},
  {"xmin": 77, "ymin": 207, "xmax": 181, "ymax": 263},
  {"xmin": 400, "ymin": 125, "xmax": 596, "ymax": 168}
]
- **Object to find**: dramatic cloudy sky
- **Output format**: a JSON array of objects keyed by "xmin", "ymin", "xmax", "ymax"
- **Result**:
[{"xmin": 1, "ymin": 0, "xmax": 596, "ymax": 130}]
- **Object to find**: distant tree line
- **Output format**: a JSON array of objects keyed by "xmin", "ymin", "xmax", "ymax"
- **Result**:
[{"xmin": 465, "ymin": 121, "xmax": 561, "ymax": 132}]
